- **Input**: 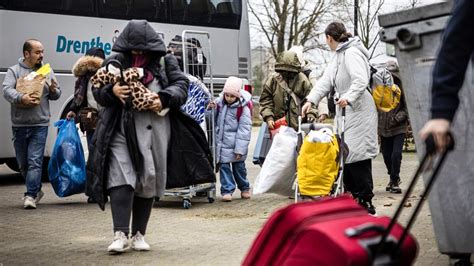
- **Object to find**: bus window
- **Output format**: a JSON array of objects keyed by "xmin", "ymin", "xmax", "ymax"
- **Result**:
[
  {"xmin": 129, "ymin": 0, "xmax": 167, "ymax": 22},
  {"xmin": 60, "ymin": 0, "xmax": 95, "ymax": 16},
  {"xmin": 0, "ymin": 0, "xmax": 6, "ymax": 9},
  {"xmin": 170, "ymin": 0, "xmax": 187, "ymax": 23},
  {"xmin": 212, "ymin": 0, "xmax": 241, "ymax": 28},
  {"xmin": 98, "ymin": 0, "xmax": 167, "ymax": 23},
  {"xmin": 8, "ymin": 0, "xmax": 95, "ymax": 17},
  {"xmin": 97, "ymin": 0, "xmax": 131, "ymax": 20},
  {"xmin": 185, "ymin": 0, "xmax": 214, "ymax": 25},
  {"xmin": 174, "ymin": 0, "xmax": 241, "ymax": 29}
]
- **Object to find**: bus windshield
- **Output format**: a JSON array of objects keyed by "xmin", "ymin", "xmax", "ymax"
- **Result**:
[{"xmin": 6, "ymin": 0, "xmax": 242, "ymax": 29}]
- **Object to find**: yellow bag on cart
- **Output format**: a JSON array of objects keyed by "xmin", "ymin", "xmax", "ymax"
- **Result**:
[{"xmin": 297, "ymin": 135, "xmax": 339, "ymax": 196}]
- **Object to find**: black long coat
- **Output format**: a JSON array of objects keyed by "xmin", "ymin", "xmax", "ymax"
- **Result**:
[{"xmin": 86, "ymin": 20, "xmax": 190, "ymax": 210}]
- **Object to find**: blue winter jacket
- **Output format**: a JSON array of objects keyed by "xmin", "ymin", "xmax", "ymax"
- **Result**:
[{"xmin": 215, "ymin": 90, "xmax": 252, "ymax": 163}]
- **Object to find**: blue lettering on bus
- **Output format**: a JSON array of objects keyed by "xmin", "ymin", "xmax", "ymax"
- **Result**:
[{"xmin": 55, "ymin": 35, "xmax": 112, "ymax": 55}]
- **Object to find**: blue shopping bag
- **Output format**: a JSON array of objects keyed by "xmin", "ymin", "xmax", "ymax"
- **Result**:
[{"xmin": 48, "ymin": 119, "xmax": 86, "ymax": 197}]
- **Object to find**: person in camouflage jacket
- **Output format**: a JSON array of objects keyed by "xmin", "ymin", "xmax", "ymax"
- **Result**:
[{"xmin": 259, "ymin": 50, "xmax": 328, "ymax": 130}]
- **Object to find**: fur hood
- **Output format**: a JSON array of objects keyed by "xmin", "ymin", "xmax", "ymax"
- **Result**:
[{"xmin": 72, "ymin": 55, "xmax": 104, "ymax": 77}]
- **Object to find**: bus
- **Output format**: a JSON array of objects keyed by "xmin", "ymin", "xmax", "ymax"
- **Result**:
[{"xmin": 0, "ymin": 0, "xmax": 252, "ymax": 172}]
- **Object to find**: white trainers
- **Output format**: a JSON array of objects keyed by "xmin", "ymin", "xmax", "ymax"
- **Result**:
[
  {"xmin": 35, "ymin": 191, "xmax": 44, "ymax": 204},
  {"xmin": 23, "ymin": 196, "xmax": 36, "ymax": 209},
  {"xmin": 107, "ymin": 231, "xmax": 130, "ymax": 253},
  {"xmin": 131, "ymin": 231, "xmax": 151, "ymax": 251}
]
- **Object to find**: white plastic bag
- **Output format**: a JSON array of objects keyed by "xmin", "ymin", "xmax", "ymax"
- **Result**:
[{"xmin": 253, "ymin": 126, "xmax": 297, "ymax": 196}]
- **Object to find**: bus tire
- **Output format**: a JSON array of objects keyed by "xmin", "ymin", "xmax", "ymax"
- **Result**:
[
  {"xmin": 5, "ymin": 158, "xmax": 50, "ymax": 181},
  {"xmin": 5, "ymin": 159, "xmax": 19, "ymax": 172}
]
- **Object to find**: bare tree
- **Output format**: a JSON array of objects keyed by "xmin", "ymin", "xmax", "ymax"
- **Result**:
[
  {"xmin": 336, "ymin": 0, "xmax": 385, "ymax": 59},
  {"xmin": 248, "ymin": 0, "xmax": 331, "ymax": 58},
  {"xmin": 408, "ymin": 0, "xmax": 421, "ymax": 8}
]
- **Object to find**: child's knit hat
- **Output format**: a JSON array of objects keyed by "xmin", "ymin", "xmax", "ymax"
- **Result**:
[{"xmin": 223, "ymin": 76, "xmax": 242, "ymax": 98}]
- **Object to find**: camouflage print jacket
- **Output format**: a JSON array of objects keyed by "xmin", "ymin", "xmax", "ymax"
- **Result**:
[{"xmin": 260, "ymin": 72, "xmax": 327, "ymax": 130}]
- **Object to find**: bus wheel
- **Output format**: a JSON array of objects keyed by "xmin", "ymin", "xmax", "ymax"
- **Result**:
[
  {"xmin": 5, "ymin": 159, "xmax": 20, "ymax": 172},
  {"xmin": 5, "ymin": 158, "xmax": 50, "ymax": 181}
]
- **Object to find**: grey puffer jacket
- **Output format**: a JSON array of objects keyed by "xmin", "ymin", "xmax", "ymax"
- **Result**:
[
  {"xmin": 306, "ymin": 37, "xmax": 378, "ymax": 163},
  {"xmin": 215, "ymin": 90, "xmax": 252, "ymax": 164}
]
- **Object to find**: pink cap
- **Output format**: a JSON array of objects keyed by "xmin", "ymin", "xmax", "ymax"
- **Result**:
[{"xmin": 223, "ymin": 76, "xmax": 242, "ymax": 98}]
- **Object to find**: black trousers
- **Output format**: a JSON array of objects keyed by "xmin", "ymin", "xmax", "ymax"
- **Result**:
[
  {"xmin": 380, "ymin": 133, "xmax": 405, "ymax": 182},
  {"xmin": 109, "ymin": 185, "xmax": 154, "ymax": 236},
  {"xmin": 343, "ymin": 159, "xmax": 374, "ymax": 200}
]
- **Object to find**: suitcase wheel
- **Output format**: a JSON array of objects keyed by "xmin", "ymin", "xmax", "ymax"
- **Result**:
[{"xmin": 183, "ymin": 199, "xmax": 192, "ymax": 209}]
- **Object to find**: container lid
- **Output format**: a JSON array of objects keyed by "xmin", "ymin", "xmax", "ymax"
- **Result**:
[{"xmin": 379, "ymin": 1, "xmax": 452, "ymax": 28}]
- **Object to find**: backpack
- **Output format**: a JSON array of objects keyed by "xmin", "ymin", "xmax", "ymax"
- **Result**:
[
  {"xmin": 368, "ymin": 64, "xmax": 401, "ymax": 112},
  {"xmin": 217, "ymin": 100, "xmax": 253, "ymax": 122}
]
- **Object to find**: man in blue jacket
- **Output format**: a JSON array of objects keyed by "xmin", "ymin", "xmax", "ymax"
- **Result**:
[
  {"xmin": 419, "ymin": 0, "xmax": 473, "ymax": 264},
  {"xmin": 2, "ymin": 39, "xmax": 61, "ymax": 209}
]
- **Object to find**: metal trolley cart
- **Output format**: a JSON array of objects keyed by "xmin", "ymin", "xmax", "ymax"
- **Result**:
[{"xmin": 163, "ymin": 30, "xmax": 217, "ymax": 209}]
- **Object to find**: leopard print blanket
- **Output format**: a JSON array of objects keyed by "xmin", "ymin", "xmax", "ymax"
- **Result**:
[{"xmin": 90, "ymin": 67, "xmax": 159, "ymax": 113}]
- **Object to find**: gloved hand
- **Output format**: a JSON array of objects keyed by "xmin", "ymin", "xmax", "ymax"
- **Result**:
[{"xmin": 306, "ymin": 113, "xmax": 317, "ymax": 123}]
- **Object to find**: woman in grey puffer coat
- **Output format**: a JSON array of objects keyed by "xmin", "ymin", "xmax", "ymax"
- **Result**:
[
  {"xmin": 302, "ymin": 22, "xmax": 378, "ymax": 214},
  {"xmin": 211, "ymin": 76, "xmax": 252, "ymax": 202}
]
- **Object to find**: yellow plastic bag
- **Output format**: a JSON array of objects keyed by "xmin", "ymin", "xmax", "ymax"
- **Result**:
[
  {"xmin": 297, "ymin": 135, "xmax": 339, "ymax": 196},
  {"xmin": 372, "ymin": 84, "xmax": 401, "ymax": 112},
  {"xmin": 36, "ymin": 63, "xmax": 51, "ymax": 77}
]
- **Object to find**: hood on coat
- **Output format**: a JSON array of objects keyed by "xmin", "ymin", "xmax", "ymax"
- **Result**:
[
  {"xmin": 72, "ymin": 56, "xmax": 104, "ymax": 77},
  {"xmin": 275, "ymin": 51, "xmax": 302, "ymax": 73},
  {"xmin": 18, "ymin": 57, "xmax": 37, "ymax": 70},
  {"xmin": 336, "ymin": 37, "xmax": 370, "ymax": 59},
  {"xmin": 218, "ymin": 89, "xmax": 252, "ymax": 108},
  {"xmin": 113, "ymin": 20, "xmax": 167, "ymax": 57}
]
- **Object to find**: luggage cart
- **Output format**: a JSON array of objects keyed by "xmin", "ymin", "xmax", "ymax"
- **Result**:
[
  {"xmin": 293, "ymin": 107, "xmax": 346, "ymax": 203},
  {"xmin": 163, "ymin": 30, "xmax": 216, "ymax": 209}
]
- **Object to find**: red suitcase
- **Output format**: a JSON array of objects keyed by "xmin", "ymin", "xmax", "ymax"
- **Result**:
[{"xmin": 243, "ymin": 135, "xmax": 453, "ymax": 266}]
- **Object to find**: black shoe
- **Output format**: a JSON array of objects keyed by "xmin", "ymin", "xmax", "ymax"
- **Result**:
[
  {"xmin": 87, "ymin": 197, "xmax": 97, "ymax": 203},
  {"xmin": 356, "ymin": 198, "xmax": 376, "ymax": 215},
  {"xmin": 385, "ymin": 181, "xmax": 393, "ymax": 192},
  {"xmin": 366, "ymin": 202, "xmax": 376, "ymax": 215},
  {"xmin": 449, "ymin": 254, "xmax": 472, "ymax": 266},
  {"xmin": 87, "ymin": 196, "xmax": 108, "ymax": 204},
  {"xmin": 390, "ymin": 179, "xmax": 402, "ymax": 194}
]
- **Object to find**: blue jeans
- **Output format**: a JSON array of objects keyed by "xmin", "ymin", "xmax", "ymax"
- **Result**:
[
  {"xmin": 12, "ymin": 126, "xmax": 48, "ymax": 198},
  {"xmin": 219, "ymin": 161, "xmax": 250, "ymax": 195}
]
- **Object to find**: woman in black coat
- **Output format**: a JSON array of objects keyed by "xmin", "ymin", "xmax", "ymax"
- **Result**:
[{"xmin": 86, "ymin": 20, "xmax": 188, "ymax": 253}]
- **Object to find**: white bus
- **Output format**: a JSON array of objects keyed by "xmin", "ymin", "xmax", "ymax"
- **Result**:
[{"xmin": 0, "ymin": 0, "xmax": 252, "ymax": 172}]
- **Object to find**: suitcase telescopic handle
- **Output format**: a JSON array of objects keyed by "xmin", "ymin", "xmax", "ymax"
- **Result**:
[{"xmin": 375, "ymin": 133, "xmax": 454, "ymax": 258}]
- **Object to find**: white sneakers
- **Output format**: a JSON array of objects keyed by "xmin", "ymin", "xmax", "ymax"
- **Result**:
[
  {"xmin": 131, "ymin": 232, "xmax": 151, "ymax": 251},
  {"xmin": 23, "ymin": 191, "xmax": 45, "ymax": 209},
  {"xmin": 107, "ymin": 231, "xmax": 130, "ymax": 253},
  {"xmin": 23, "ymin": 196, "xmax": 36, "ymax": 209},
  {"xmin": 35, "ymin": 191, "xmax": 44, "ymax": 203},
  {"xmin": 108, "ymin": 231, "xmax": 150, "ymax": 253}
]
